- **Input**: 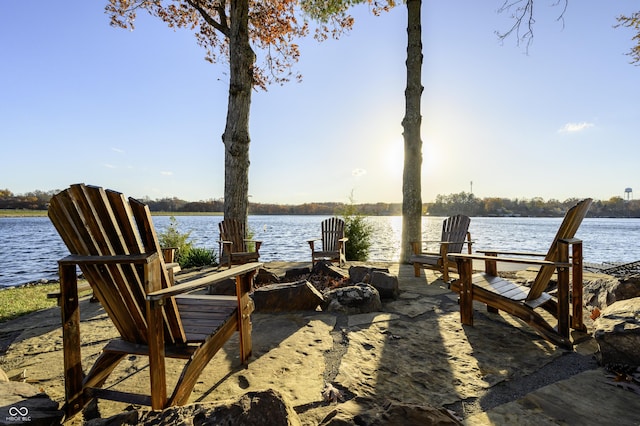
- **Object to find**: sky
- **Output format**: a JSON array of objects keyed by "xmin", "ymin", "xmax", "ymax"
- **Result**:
[{"xmin": 1, "ymin": 1, "xmax": 639, "ymax": 205}]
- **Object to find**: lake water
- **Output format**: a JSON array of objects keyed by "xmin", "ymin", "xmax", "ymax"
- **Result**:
[{"xmin": 1, "ymin": 215, "xmax": 639, "ymax": 288}]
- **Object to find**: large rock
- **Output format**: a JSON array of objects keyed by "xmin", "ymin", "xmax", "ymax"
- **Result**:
[
  {"xmin": 593, "ymin": 297, "xmax": 640, "ymax": 367},
  {"xmin": 0, "ymin": 381, "xmax": 63, "ymax": 426},
  {"xmin": 322, "ymin": 284, "xmax": 382, "ymax": 314},
  {"xmin": 348, "ymin": 265, "xmax": 390, "ymax": 284},
  {"xmin": 252, "ymin": 280, "xmax": 325, "ymax": 312},
  {"xmin": 206, "ymin": 278, "xmax": 236, "ymax": 296},
  {"xmin": 583, "ymin": 274, "xmax": 640, "ymax": 310},
  {"xmin": 369, "ymin": 271, "xmax": 399, "ymax": 300},
  {"xmin": 86, "ymin": 389, "xmax": 301, "ymax": 426},
  {"xmin": 255, "ymin": 268, "xmax": 281, "ymax": 285}
]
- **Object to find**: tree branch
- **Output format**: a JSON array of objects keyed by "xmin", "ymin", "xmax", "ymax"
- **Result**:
[
  {"xmin": 615, "ymin": 12, "xmax": 640, "ymax": 64},
  {"xmin": 496, "ymin": 0, "xmax": 568, "ymax": 51},
  {"xmin": 185, "ymin": 0, "xmax": 230, "ymax": 36}
]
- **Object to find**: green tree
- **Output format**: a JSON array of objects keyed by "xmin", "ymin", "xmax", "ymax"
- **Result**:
[
  {"xmin": 340, "ymin": 196, "xmax": 373, "ymax": 261},
  {"xmin": 157, "ymin": 216, "xmax": 194, "ymax": 260},
  {"xmin": 158, "ymin": 216, "xmax": 218, "ymax": 267},
  {"xmin": 107, "ymin": 0, "xmax": 355, "ymax": 231}
]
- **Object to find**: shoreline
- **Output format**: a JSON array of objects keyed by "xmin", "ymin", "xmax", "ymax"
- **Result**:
[{"xmin": 4, "ymin": 215, "xmax": 640, "ymax": 289}]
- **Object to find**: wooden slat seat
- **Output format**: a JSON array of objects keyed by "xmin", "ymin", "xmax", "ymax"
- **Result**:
[
  {"xmin": 450, "ymin": 199, "xmax": 592, "ymax": 349},
  {"xmin": 48, "ymin": 184, "xmax": 262, "ymax": 419},
  {"xmin": 174, "ymin": 295, "xmax": 238, "ymax": 341}
]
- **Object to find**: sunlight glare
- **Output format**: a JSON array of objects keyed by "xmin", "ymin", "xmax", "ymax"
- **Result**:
[
  {"xmin": 383, "ymin": 138, "xmax": 404, "ymax": 178},
  {"xmin": 422, "ymin": 139, "xmax": 442, "ymax": 176}
]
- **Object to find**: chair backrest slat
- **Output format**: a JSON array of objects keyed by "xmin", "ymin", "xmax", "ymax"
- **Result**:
[
  {"xmin": 528, "ymin": 198, "xmax": 592, "ymax": 301},
  {"xmin": 129, "ymin": 196, "xmax": 185, "ymax": 340},
  {"xmin": 441, "ymin": 214, "xmax": 471, "ymax": 254},
  {"xmin": 321, "ymin": 217, "xmax": 345, "ymax": 252},
  {"xmin": 49, "ymin": 184, "xmax": 186, "ymax": 344},
  {"xmin": 219, "ymin": 219, "xmax": 248, "ymax": 255}
]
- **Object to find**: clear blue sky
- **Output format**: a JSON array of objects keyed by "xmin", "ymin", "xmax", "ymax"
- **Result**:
[{"xmin": 1, "ymin": 1, "xmax": 638, "ymax": 205}]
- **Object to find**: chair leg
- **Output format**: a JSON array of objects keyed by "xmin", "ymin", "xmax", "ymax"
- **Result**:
[
  {"xmin": 59, "ymin": 264, "xmax": 84, "ymax": 418},
  {"xmin": 571, "ymin": 242, "xmax": 585, "ymax": 331},
  {"xmin": 237, "ymin": 273, "xmax": 254, "ymax": 363},
  {"xmin": 83, "ymin": 351, "xmax": 127, "ymax": 390},
  {"xmin": 556, "ymin": 266, "xmax": 570, "ymax": 339},
  {"xmin": 556, "ymin": 242, "xmax": 570, "ymax": 339},
  {"xmin": 413, "ymin": 263, "xmax": 421, "ymax": 277},
  {"xmin": 146, "ymin": 299, "xmax": 167, "ymax": 410},
  {"xmin": 458, "ymin": 259, "xmax": 474, "ymax": 326},
  {"xmin": 442, "ymin": 267, "xmax": 450, "ymax": 283}
]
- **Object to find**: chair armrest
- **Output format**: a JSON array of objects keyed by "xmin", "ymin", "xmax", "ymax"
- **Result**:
[
  {"xmin": 244, "ymin": 239, "xmax": 263, "ymax": 251},
  {"xmin": 476, "ymin": 249, "xmax": 546, "ymax": 257},
  {"xmin": 411, "ymin": 240, "xmax": 472, "ymax": 255},
  {"xmin": 59, "ymin": 252, "xmax": 158, "ymax": 266},
  {"xmin": 338, "ymin": 237, "xmax": 348, "ymax": 242},
  {"xmin": 412, "ymin": 240, "xmax": 472, "ymax": 245},
  {"xmin": 147, "ymin": 262, "xmax": 263, "ymax": 301},
  {"xmin": 161, "ymin": 247, "xmax": 178, "ymax": 263},
  {"xmin": 448, "ymin": 253, "xmax": 568, "ymax": 268},
  {"xmin": 475, "ymin": 238, "xmax": 583, "ymax": 259},
  {"xmin": 307, "ymin": 239, "xmax": 320, "ymax": 250}
]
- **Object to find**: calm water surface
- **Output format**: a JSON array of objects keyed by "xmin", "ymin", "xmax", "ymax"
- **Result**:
[{"xmin": 1, "ymin": 215, "xmax": 639, "ymax": 288}]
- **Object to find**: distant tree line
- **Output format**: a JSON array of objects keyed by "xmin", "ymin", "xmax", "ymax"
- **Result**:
[
  {"xmin": 1, "ymin": 189, "xmax": 638, "ymax": 217},
  {"xmin": 427, "ymin": 192, "xmax": 640, "ymax": 218},
  {"xmin": 0, "ymin": 189, "xmax": 58, "ymax": 210},
  {"xmin": 249, "ymin": 202, "xmax": 402, "ymax": 215}
]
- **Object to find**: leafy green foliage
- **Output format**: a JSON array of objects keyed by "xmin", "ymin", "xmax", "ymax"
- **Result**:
[
  {"xmin": 158, "ymin": 216, "xmax": 194, "ymax": 258},
  {"xmin": 179, "ymin": 247, "xmax": 217, "ymax": 269},
  {"xmin": 341, "ymin": 199, "xmax": 373, "ymax": 261},
  {"xmin": 157, "ymin": 217, "xmax": 218, "ymax": 268}
]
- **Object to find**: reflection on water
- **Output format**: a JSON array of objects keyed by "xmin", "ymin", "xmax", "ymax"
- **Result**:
[{"xmin": 1, "ymin": 215, "xmax": 639, "ymax": 287}]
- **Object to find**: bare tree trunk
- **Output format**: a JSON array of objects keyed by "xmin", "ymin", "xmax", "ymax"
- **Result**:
[
  {"xmin": 223, "ymin": 0, "xmax": 255, "ymax": 228},
  {"xmin": 400, "ymin": 0, "xmax": 423, "ymax": 262}
]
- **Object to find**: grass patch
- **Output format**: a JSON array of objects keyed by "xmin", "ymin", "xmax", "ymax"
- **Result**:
[
  {"xmin": 0, "ymin": 281, "xmax": 92, "ymax": 323},
  {"xmin": 0, "ymin": 209, "xmax": 47, "ymax": 217}
]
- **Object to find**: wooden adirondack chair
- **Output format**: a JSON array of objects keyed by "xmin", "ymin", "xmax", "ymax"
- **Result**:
[
  {"xmin": 218, "ymin": 218, "xmax": 262, "ymax": 268},
  {"xmin": 409, "ymin": 214, "xmax": 472, "ymax": 281},
  {"xmin": 48, "ymin": 184, "xmax": 261, "ymax": 418},
  {"xmin": 449, "ymin": 198, "xmax": 593, "ymax": 349},
  {"xmin": 307, "ymin": 217, "xmax": 348, "ymax": 267}
]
